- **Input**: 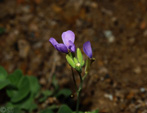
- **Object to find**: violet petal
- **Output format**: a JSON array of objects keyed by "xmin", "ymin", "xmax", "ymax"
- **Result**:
[
  {"xmin": 61, "ymin": 30, "xmax": 75, "ymax": 48},
  {"xmin": 56, "ymin": 43, "xmax": 68, "ymax": 53},
  {"xmin": 68, "ymin": 41, "xmax": 76, "ymax": 52},
  {"xmin": 83, "ymin": 41, "xmax": 92, "ymax": 58},
  {"xmin": 49, "ymin": 37, "xmax": 59, "ymax": 49}
]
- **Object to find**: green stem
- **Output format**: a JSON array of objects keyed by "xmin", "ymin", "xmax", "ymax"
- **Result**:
[
  {"xmin": 82, "ymin": 72, "xmax": 88, "ymax": 81},
  {"xmin": 76, "ymin": 72, "xmax": 83, "ymax": 113},
  {"xmin": 76, "ymin": 91, "xmax": 80, "ymax": 113},
  {"xmin": 71, "ymin": 67, "xmax": 78, "ymax": 91}
]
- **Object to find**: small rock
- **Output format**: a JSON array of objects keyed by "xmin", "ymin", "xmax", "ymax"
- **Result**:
[
  {"xmin": 100, "ymin": 77, "xmax": 104, "ymax": 81},
  {"xmin": 19, "ymin": 14, "xmax": 33, "ymax": 23},
  {"xmin": 29, "ymin": 22, "xmax": 39, "ymax": 32},
  {"xmin": 39, "ymin": 78, "xmax": 47, "ymax": 85},
  {"xmin": 143, "ymin": 30, "xmax": 147, "ymax": 36},
  {"xmin": 51, "ymin": 4, "xmax": 62, "ymax": 13},
  {"xmin": 140, "ymin": 21, "xmax": 146, "ymax": 29},
  {"xmin": 140, "ymin": 88, "xmax": 146, "ymax": 92},
  {"xmin": 99, "ymin": 67, "xmax": 108, "ymax": 74},
  {"xmin": 33, "ymin": 42, "xmax": 43, "ymax": 49},
  {"xmin": 18, "ymin": 39, "xmax": 30, "ymax": 58},
  {"xmin": 127, "ymin": 91, "xmax": 135, "ymax": 99},
  {"xmin": 104, "ymin": 93, "xmax": 113, "ymax": 101},
  {"xmin": 134, "ymin": 67, "xmax": 141, "ymax": 74},
  {"xmin": 21, "ymin": 5, "xmax": 30, "ymax": 13},
  {"xmin": 91, "ymin": 2, "xmax": 98, "ymax": 8},
  {"xmin": 104, "ymin": 30, "xmax": 115, "ymax": 43}
]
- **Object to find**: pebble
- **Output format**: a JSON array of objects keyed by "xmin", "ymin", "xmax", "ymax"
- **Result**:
[
  {"xmin": 99, "ymin": 67, "xmax": 108, "ymax": 74},
  {"xmin": 18, "ymin": 39, "xmax": 30, "ymax": 58},
  {"xmin": 21, "ymin": 5, "xmax": 30, "ymax": 13},
  {"xmin": 91, "ymin": 2, "xmax": 98, "ymax": 8},
  {"xmin": 33, "ymin": 42, "xmax": 43, "ymax": 49},
  {"xmin": 104, "ymin": 30, "xmax": 115, "ymax": 43},
  {"xmin": 133, "ymin": 67, "xmax": 141, "ymax": 74},
  {"xmin": 104, "ymin": 93, "xmax": 113, "ymax": 101},
  {"xmin": 39, "ymin": 78, "xmax": 47, "ymax": 85},
  {"xmin": 143, "ymin": 30, "xmax": 147, "ymax": 36},
  {"xmin": 140, "ymin": 88, "xmax": 146, "ymax": 92}
]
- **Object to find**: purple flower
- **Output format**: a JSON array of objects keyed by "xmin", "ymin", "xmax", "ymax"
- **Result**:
[
  {"xmin": 83, "ymin": 41, "xmax": 92, "ymax": 58},
  {"xmin": 49, "ymin": 30, "xmax": 76, "ymax": 53}
]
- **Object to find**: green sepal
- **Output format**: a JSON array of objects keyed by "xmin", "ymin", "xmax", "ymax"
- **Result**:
[
  {"xmin": 73, "ymin": 57, "xmax": 78, "ymax": 64},
  {"xmin": 77, "ymin": 48, "xmax": 83, "ymax": 66},
  {"xmin": 66, "ymin": 54, "xmax": 75, "ymax": 68},
  {"xmin": 81, "ymin": 60, "xmax": 85, "ymax": 67}
]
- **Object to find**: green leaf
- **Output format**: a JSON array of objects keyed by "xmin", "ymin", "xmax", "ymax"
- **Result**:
[
  {"xmin": 0, "ymin": 27, "xmax": 5, "ymax": 34},
  {"xmin": 13, "ymin": 108, "xmax": 25, "ymax": 113},
  {"xmin": 8, "ymin": 69, "xmax": 23, "ymax": 87},
  {"xmin": 0, "ymin": 79, "xmax": 10, "ymax": 89},
  {"xmin": 0, "ymin": 66, "xmax": 7, "ymax": 81},
  {"xmin": 39, "ymin": 90, "xmax": 53, "ymax": 102},
  {"xmin": 18, "ymin": 98, "xmax": 37, "ymax": 111},
  {"xmin": 42, "ymin": 90, "xmax": 53, "ymax": 96},
  {"xmin": 6, "ymin": 88, "xmax": 18, "ymax": 98},
  {"xmin": 66, "ymin": 54, "xmax": 75, "ymax": 68},
  {"xmin": 56, "ymin": 89, "xmax": 72, "ymax": 98},
  {"xmin": 13, "ymin": 69, "xmax": 23, "ymax": 76},
  {"xmin": 92, "ymin": 109, "xmax": 99, "ymax": 113},
  {"xmin": 9, "ymin": 95, "xmax": 37, "ymax": 111},
  {"xmin": 11, "ymin": 76, "xmax": 30, "ymax": 103},
  {"xmin": 72, "ymin": 109, "xmax": 99, "ymax": 113},
  {"xmin": 27, "ymin": 76, "xmax": 40, "ymax": 97},
  {"xmin": 47, "ymin": 105, "xmax": 59, "ymax": 110},
  {"xmin": 6, "ymin": 103, "xmax": 24, "ymax": 113},
  {"xmin": 72, "ymin": 111, "xmax": 83, "ymax": 113},
  {"xmin": 52, "ymin": 74, "xmax": 59, "ymax": 91},
  {"xmin": 58, "ymin": 105, "xmax": 72, "ymax": 113},
  {"xmin": 39, "ymin": 96, "xmax": 48, "ymax": 102},
  {"xmin": 77, "ymin": 48, "xmax": 83, "ymax": 66},
  {"xmin": 40, "ymin": 108, "xmax": 54, "ymax": 113}
]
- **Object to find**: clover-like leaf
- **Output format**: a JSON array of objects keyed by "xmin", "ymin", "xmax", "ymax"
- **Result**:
[
  {"xmin": 0, "ymin": 80, "xmax": 10, "ymax": 89},
  {"xmin": 0, "ymin": 66, "xmax": 7, "ymax": 81},
  {"xmin": 27, "ymin": 76, "xmax": 40, "ymax": 97},
  {"xmin": 58, "ymin": 105, "xmax": 72, "ymax": 113},
  {"xmin": 56, "ymin": 89, "xmax": 72, "ymax": 98},
  {"xmin": 8, "ymin": 69, "xmax": 23, "ymax": 87},
  {"xmin": 10, "ymin": 76, "xmax": 30, "ymax": 103},
  {"xmin": 40, "ymin": 108, "xmax": 54, "ymax": 113}
]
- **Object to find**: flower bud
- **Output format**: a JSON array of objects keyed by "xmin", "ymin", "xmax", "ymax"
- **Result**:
[
  {"xmin": 66, "ymin": 54, "xmax": 75, "ymax": 68},
  {"xmin": 74, "ymin": 57, "xmax": 78, "ymax": 64},
  {"xmin": 85, "ymin": 59, "xmax": 90, "ymax": 74},
  {"xmin": 77, "ymin": 48, "xmax": 84, "ymax": 67},
  {"xmin": 75, "ymin": 63, "xmax": 82, "ymax": 72}
]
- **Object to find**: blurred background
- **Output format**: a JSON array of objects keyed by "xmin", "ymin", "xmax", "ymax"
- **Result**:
[{"xmin": 0, "ymin": 0, "xmax": 147, "ymax": 112}]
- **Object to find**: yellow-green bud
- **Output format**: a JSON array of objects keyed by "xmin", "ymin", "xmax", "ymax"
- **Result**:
[{"xmin": 66, "ymin": 54, "xmax": 75, "ymax": 68}]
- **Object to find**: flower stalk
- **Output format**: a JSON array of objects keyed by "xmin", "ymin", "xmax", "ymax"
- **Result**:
[
  {"xmin": 76, "ymin": 71, "xmax": 83, "ymax": 113},
  {"xmin": 49, "ymin": 30, "xmax": 95, "ymax": 113}
]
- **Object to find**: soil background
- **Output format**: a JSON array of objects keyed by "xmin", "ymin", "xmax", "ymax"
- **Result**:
[{"xmin": 0, "ymin": 0, "xmax": 147, "ymax": 113}]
